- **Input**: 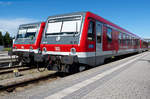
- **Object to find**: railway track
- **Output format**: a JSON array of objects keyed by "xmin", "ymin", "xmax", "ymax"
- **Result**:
[
  {"xmin": 0, "ymin": 65, "xmax": 22, "ymax": 70},
  {"xmin": 0, "ymin": 66, "xmax": 32, "ymax": 75},
  {"xmin": 0, "ymin": 53, "xmax": 61, "ymax": 92},
  {"xmin": 0, "ymin": 69, "xmax": 60, "ymax": 93}
]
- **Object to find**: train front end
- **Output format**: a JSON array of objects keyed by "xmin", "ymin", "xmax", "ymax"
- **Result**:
[
  {"xmin": 12, "ymin": 22, "xmax": 45, "ymax": 66},
  {"xmin": 34, "ymin": 12, "xmax": 90, "ymax": 73}
]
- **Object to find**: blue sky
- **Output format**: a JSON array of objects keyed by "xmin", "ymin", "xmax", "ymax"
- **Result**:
[{"xmin": 0, "ymin": 0, "xmax": 150, "ymax": 38}]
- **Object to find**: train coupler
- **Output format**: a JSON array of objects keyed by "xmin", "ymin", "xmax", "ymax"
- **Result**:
[
  {"xmin": 61, "ymin": 55, "xmax": 78, "ymax": 64},
  {"xmin": 34, "ymin": 53, "xmax": 44, "ymax": 63}
]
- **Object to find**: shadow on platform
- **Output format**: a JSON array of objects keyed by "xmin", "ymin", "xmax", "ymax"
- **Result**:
[{"xmin": 139, "ymin": 59, "xmax": 150, "ymax": 63}]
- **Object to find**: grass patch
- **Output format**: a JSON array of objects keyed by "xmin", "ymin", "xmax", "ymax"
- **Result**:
[{"xmin": 3, "ymin": 48, "xmax": 11, "ymax": 51}]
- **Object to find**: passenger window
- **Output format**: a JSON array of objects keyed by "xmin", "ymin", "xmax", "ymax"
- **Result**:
[
  {"xmin": 132, "ymin": 37, "xmax": 134, "ymax": 46},
  {"xmin": 107, "ymin": 28, "xmax": 112, "ymax": 43},
  {"xmin": 88, "ymin": 21, "xmax": 95, "ymax": 41},
  {"xmin": 123, "ymin": 33, "xmax": 126, "ymax": 45},
  {"xmin": 133, "ymin": 37, "xmax": 135, "ymax": 46},
  {"xmin": 119, "ymin": 32, "xmax": 122, "ymax": 45},
  {"xmin": 96, "ymin": 22, "xmax": 102, "ymax": 43},
  {"xmin": 136, "ymin": 39, "xmax": 139, "ymax": 46},
  {"xmin": 126, "ymin": 35, "xmax": 129, "ymax": 45},
  {"xmin": 129, "ymin": 36, "xmax": 131, "ymax": 45}
]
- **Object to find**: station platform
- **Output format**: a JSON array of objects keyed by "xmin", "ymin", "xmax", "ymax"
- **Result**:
[{"xmin": 1, "ymin": 51, "xmax": 150, "ymax": 99}]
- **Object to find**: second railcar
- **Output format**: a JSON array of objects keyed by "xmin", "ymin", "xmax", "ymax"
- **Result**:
[{"xmin": 12, "ymin": 22, "xmax": 45, "ymax": 66}]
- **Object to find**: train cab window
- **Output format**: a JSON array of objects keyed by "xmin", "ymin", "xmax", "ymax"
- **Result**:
[
  {"xmin": 106, "ymin": 28, "xmax": 112, "ymax": 43},
  {"xmin": 88, "ymin": 21, "xmax": 95, "ymax": 41},
  {"xmin": 96, "ymin": 22, "xmax": 102, "ymax": 43}
]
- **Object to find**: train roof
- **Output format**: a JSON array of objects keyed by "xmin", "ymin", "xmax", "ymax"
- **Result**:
[
  {"xmin": 87, "ymin": 11, "xmax": 141, "ymax": 39},
  {"xmin": 19, "ymin": 22, "xmax": 45, "ymax": 27},
  {"xmin": 47, "ymin": 11, "xmax": 141, "ymax": 39},
  {"xmin": 47, "ymin": 12, "xmax": 86, "ymax": 19}
]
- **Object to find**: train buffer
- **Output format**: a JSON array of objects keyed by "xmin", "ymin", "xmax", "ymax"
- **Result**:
[{"xmin": 1, "ymin": 51, "xmax": 150, "ymax": 99}]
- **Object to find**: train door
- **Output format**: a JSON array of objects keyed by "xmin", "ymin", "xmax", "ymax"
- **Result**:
[
  {"xmin": 96, "ymin": 21, "xmax": 103, "ymax": 65},
  {"xmin": 87, "ymin": 19, "xmax": 96, "ymax": 66}
]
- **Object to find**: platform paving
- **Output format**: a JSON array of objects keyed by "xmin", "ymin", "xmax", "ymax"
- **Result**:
[{"xmin": 1, "ymin": 51, "xmax": 150, "ymax": 99}]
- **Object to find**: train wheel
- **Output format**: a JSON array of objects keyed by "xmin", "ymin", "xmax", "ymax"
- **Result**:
[
  {"xmin": 79, "ymin": 66, "xmax": 86, "ymax": 72},
  {"xmin": 68, "ymin": 63, "xmax": 87, "ymax": 73},
  {"xmin": 18, "ymin": 61, "xmax": 23, "ymax": 66},
  {"xmin": 37, "ymin": 62, "xmax": 47, "ymax": 72},
  {"xmin": 68, "ymin": 63, "xmax": 79, "ymax": 74},
  {"xmin": 26, "ymin": 63, "xmax": 32, "ymax": 67}
]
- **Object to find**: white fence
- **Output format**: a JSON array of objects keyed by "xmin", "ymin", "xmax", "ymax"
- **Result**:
[{"xmin": 0, "ymin": 46, "xmax": 4, "ymax": 51}]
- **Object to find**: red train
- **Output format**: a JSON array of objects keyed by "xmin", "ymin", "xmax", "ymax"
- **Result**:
[
  {"xmin": 33, "ymin": 12, "xmax": 148, "ymax": 73},
  {"xmin": 12, "ymin": 22, "xmax": 45, "ymax": 65},
  {"xmin": 12, "ymin": 12, "xmax": 148, "ymax": 73}
]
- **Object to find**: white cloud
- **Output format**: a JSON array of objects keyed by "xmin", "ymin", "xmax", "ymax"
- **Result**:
[
  {"xmin": 0, "ymin": 18, "xmax": 38, "ymax": 37},
  {"xmin": 0, "ymin": 1, "xmax": 12, "ymax": 6}
]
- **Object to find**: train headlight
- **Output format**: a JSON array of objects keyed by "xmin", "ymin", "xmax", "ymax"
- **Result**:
[
  {"xmin": 13, "ymin": 46, "xmax": 17, "ymax": 49},
  {"xmin": 30, "ymin": 46, "xmax": 33, "ymax": 50},
  {"xmin": 43, "ymin": 47, "xmax": 47, "ymax": 52},
  {"xmin": 29, "ymin": 46, "xmax": 33, "ymax": 51},
  {"xmin": 70, "ymin": 48, "xmax": 76, "ymax": 55},
  {"xmin": 21, "ymin": 46, "xmax": 24, "ymax": 49},
  {"xmin": 38, "ymin": 48, "xmax": 41, "ymax": 53}
]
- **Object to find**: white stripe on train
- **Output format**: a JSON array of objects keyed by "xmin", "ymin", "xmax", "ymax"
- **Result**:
[
  {"xmin": 13, "ymin": 49, "xmax": 39, "ymax": 53},
  {"xmin": 42, "ymin": 49, "xmax": 139, "ymax": 58},
  {"xmin": 13, "ymin": 48, "xmax": 142, "ymax": 58}
]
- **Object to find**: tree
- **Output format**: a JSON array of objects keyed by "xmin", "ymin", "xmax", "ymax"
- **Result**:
[
  {"xmin": 3, "ymin": 32, "xmax": 12, "ymax": 47},
  {"xmin": 0, "ymin": 31, "xmax": 3, "ymax": 45}
]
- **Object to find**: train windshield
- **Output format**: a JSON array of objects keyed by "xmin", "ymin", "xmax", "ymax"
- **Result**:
[
  {"xmin": 46, "ymin": 16, "xmax": 82, "ymax": 36},
  {"xmin": 17, "ymin": 26, "xmax": 38, "ymax": 39}
]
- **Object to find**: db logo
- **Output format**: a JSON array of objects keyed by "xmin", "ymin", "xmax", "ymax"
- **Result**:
[
  {"xmin": 56, "ymin": 36, "xmax": 61, "ymax": 41},
  {"xmin": 55, "ymin": 47, "xmax": 60, "ymax": 51}
]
